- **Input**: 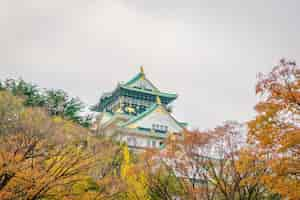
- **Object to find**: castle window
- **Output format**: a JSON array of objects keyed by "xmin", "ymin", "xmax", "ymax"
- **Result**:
[
  {"xmin": 152, "ymin": 124, "xmax": 155, "ymax": 130},
  {"xmin": 152, "ymin": 124, "xmax": 168, "ymax": 133},
  {"xmin": 127, "ymin": 137, "xmax": 137, "ymax": 147}
]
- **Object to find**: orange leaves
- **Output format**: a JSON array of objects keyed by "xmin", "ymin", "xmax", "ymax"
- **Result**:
[
  {"xmin": 254, "ymin": 102, "xmax": 284, "ymax": 114},
  {"xmin": 0, "ymin": 92, "xmax": 101, "ymax": 200},
  {"xmin": 0, "ymin": 87, "xmax": 166, "ymax": 200},
  {"xmin": 261, "ymin": 174, "xmax": 300, "ymax": 200},
  {"xmin": 159, "ymin": 122, "xmax": 270, "ymax": 199},
  {"xmin": 248, "ymin": 59, "xmax": 300, "ymax": 199},
  {"xmin": 278, "ymin": 129, "xmax": 300, "ymax": 152},
  {"xmin": 0, "ymin": 135, "xmax": 94, "ymax": 199}
]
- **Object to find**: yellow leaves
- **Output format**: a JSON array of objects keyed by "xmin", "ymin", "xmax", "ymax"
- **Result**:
[
  {"xmin": 254, "ymin": 102, "xmax": 283, "ymax": 114},
  {"xmin": 0, "ymin": 90, "xmax": 128, "ymax": 200},
  {"xmin": 0, "ymin": 142, "xmax": 93, "ymax": 199},
  {"xmin": 53, "ymin": 116, "xmax": 63, "ymax": 123},
  {"xmin": 72, "ymin": 177, "xmax": 97, "ymax": 196},
  {"xmin": 0, "ymin": 107, "xmax": 95, "ymax": 200},
  {"xmin": 120, "ymin": 145, "xmax": 150, "ymax": 200},
  {"xmin": 236, "ymin": 150, "xmax": 255, "ymax": 171},
  {"xmin": 257, "ymin": 134, "xmax": 273, "ymax": 146},
  {"xmin": 262, "ymin": 174, "xmax": 300, "ymax": 200},
  {"xmin": 278, "ymin": 129, "xmax": 300, "ymax": 152},
  {"xmin": 125, "ymin": 172, "xmax": 149, "ymax": 200},
  {"xmin": 121, "ymin": 145, "xmax": 131, "ymax": 179}
]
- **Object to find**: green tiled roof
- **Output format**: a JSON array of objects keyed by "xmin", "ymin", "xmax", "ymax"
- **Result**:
[
  {"xmin": 123, "ymin": 72, "xmax": 143, "ymax": 87},
  {"xmin": 99, "ymin": 69, "xmax": 178, "ymax": 113},
  {"xmin": 122, "ymin": 71, "xmax": 177, "ymax": 98},
  {"xmin": 179, "ymin": 122, "xmax": 188, "ymax": 127},
  {"xmin": 120, "ymin": 85, "xmax": 177, "ymax": 99}
]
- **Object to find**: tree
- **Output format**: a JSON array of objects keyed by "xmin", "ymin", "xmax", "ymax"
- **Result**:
[
  {"xmin": 141, "ymin": 150, "xmax": 187, "ymax": 200},
  {"xmin": 120, "ymin": 145, "xmax": 150, "ymax": 200},
  {"xmin": 248, "ymin": 58, "xmax": 300, "ymax": 199},
  {"xmin": 0, "ymin": 97, "xmax": 92, "ymax": 199},
  {"xmin": 0, "ymin": 78, "xmax": 92, "ymax": 127},
  {"xmin": 0, "ymin": 91, "xmax": 23, "ymax": 135},
  {"xmin": 2, "ymin": 79, "xmax": 45, "ymax": 107},
  {"xmin": 0, "ymin": 90, "xmax": 137, "ymax": 200},
  {"xmin": 87, "ymin": 137, "xmax": 125, "ymax": 200},
  {"xmin": 0, "ymin": 141, "xmax": 94, "ymax": 200},
  {"xmin": 45, "ymin": 89, "xmax": 92, "ymax": 127},
  {"xmin": 160, "ymin": 122, "xmax": 274, "ymax": 200},
  {"xmin": 0, "ymin": 92, "xmax": 106, "ymax": 199}
]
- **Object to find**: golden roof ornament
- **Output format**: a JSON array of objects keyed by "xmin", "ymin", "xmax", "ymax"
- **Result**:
[
  {"xmin": 140, "ymin": 66, "xmax": 145, "ymax": 80},
  {"xmin": 156, "ymin": 96, "xmax": 162, "ymax": 105},
  {"xmin": 126, "ymin": 106, "xmax": 135, "ymax": 114},
  {"xmin": 116, "ymin": 107, "xmax": 123, "ymax": 113},
  {"xmin": 140, "ymin": 65, "xmax": 144, "ymax": 74}
]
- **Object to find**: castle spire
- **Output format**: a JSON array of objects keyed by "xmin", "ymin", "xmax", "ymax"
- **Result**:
[
  {"xmin": 140, "ymin": 65, "xmax": 145, "ymax": 80},
  {"xmin": 140, "ymin": 65, "xmax": 144, "ymax": 74}
]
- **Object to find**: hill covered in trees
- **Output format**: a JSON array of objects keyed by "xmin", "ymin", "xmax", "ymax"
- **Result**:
[
  {"xmin": 0, "ymin": 81, "xmax": 184, "ymax": 200},
  {"xmin": 0, "ymin": 59, "xmax": 300, "ymax": 199}
]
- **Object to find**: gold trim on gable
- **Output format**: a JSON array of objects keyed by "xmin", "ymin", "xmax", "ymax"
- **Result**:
[{"xmin": 128, "ymin": 124, "xmax": 138, "ymax": 129}]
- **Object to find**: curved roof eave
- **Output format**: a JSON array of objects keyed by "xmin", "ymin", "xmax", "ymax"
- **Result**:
[{"xmin": 120, "ymin": 85, "xmax": 178, "ymax": 99}]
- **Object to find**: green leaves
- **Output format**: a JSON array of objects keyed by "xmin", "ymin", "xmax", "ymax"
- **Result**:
[{"xmin": 0, "ymin": 79, "xmax": 92, "ymax": 127}]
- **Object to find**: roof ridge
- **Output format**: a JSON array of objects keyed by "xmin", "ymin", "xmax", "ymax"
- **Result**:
[
  {"xmin": 123, "ymin": 72, "xmax": 142, "ymax": 86},
  {"xmin": 122, "ymin": 69, "xmax": 160, "ymax": 92},
  {"xmin": 120, "ymin": 85, "xmax": 177, "ymax": 98}
]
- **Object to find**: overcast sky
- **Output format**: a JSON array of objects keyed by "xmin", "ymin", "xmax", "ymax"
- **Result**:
[{"xmin": 1, "ymin": 0, "xmax": 299, "ymax": 129}]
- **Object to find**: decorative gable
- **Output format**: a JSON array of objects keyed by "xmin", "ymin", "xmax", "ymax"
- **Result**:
[
  {"xmin": 128, "ymin": 77, "xmax": 158, "ymax": 91},
  {"xmin": 135, "ymin": 106, "xmax": 182, "ymax": 133},
  {"xmin": 122, "ymin": 102, "xmax": 183, "ymax": 134},
  {"xmin": 123, "ymin": 66, "xmax": 159, "ymax": 92}
]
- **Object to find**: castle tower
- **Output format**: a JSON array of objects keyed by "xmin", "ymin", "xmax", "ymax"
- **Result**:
[{"xmin": 96, "ymin": 67, "xmax": 187, "ymax": 151}]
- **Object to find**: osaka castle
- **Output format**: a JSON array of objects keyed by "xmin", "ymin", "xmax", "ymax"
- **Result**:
[{"xmin": 96, "ymin": 67, "xmax": 187, "ymax": 151}]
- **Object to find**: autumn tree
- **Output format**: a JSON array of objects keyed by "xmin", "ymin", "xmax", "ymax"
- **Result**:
[
  {"xmin": 86, "ymin": 137, "xmax": 126, "ymax": 200},
  {"xmin": 0, "ymin": 91, "xmax": 123, "ymax": 200},
  {"xmin": 0, "ymin": 91, "xmax": 23, "ymax": 135},
  {"xmin": 160, "ymin": 121, "xmax": 275, "ymax": 200},
  {"xmin": 0, "ymin": 92, "xmax": 90, "ymax": 199},
  {"xmin": 119, "ymin": 145, "xmax": 150, "ymax": 200},
  {"xmin": 248, "ymin": 58, "xmax": 300, "ymax": 199},
  {"xmin": 140, "ymin": 149, "xmax": 187, "ymax": 200}
]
